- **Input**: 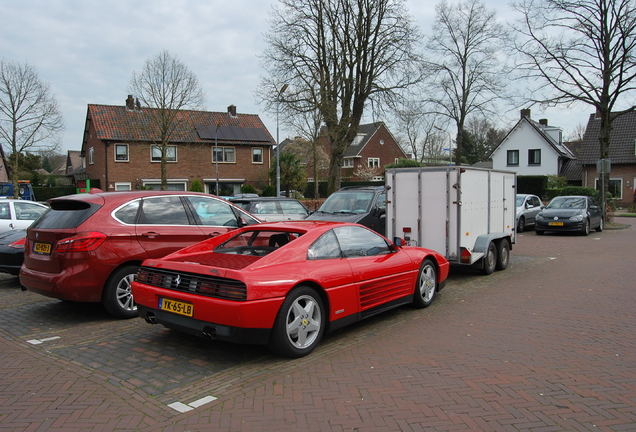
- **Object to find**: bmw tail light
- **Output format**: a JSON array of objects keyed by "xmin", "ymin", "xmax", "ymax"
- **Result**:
[
  {"xmin": 55, "ymin": 232, "xmax": 107, "ymax": 253},
  {"xmin": 8, "ymin": 238, "xmax": 26, "ymax": 249}
]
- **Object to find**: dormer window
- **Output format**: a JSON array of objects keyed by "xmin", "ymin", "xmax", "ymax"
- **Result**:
[{"xmin": 352, "ymin": 134, "xmax": 365, "ymax": 146}]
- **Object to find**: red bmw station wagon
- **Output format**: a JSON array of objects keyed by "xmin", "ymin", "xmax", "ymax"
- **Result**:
[{"xmin": 19, "ymin": 190, "xmax": 259, "ymax": 318}]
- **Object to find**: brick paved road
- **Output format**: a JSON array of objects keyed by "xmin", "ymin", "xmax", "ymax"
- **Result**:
[{"xmin": 1, "ymin": 218, "xmax": 635, "ymax": 431}]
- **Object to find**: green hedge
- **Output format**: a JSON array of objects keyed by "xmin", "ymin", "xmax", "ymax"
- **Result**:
[
  {"xmin": 303, "ymin": 181, "xmax": 385, "ymax": 199},
  {"xmin": 517, "ymin": 176, "xmax": 547, "ymax": 198},
  {"xmin": 33, "ymin": 186, "xmax": 77, "ymax": 201}
]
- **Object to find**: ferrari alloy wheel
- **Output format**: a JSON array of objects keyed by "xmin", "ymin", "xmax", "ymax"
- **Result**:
[
  {"xmin": 268, "ymin": 286, "xmax": 325, "ymax": 358},
  {"xmin": 413, "ymin": 258, "xmax": 437, "ymax": 308},
  {"xmin": 102, "ymin": 265, "xmax": 139, "ymax": 319}
]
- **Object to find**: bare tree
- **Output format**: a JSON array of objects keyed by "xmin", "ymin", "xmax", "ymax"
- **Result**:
[
  {"xmin": 425, "ymin": 0, "xmax": 510, "ymax": 165},
  {"xmin": 512, "ymin": 0, "xmax": 636, "ymax": 213},
  {"xmin": 260, "ymin": 0, "xmax": 424, "ymax": 194},
  {"xmin": 281, "ymin": 108, "xmax": 330, "ymax": 198},
  {"xmin": 128, "ymin": 50, "xmax": 205, "ymax": 190},
  {"xmin": 391, "ymin": 100, "xmax": 450, "ymax": 163},
  {"xmin": 464, "ymin": 116, "xmax": 506, "ymax": 163},
  {"xmin": 0, "ymin": 59, "xmax": 64, "ymax": 196}
]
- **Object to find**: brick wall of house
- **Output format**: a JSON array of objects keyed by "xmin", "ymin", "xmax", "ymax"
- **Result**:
[
  {"xmin": 85, "ymin": 137, "xmax": 272, "ymax": 191},
  {"xmin": 582, "ymin": 164, "xmax": 636, "ymax": 207}
]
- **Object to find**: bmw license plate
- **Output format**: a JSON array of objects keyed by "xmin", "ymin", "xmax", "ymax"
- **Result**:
[
  {"xmin": 159, "ymin": 298, "xmax": 193, "ymax": 317},
  {"xmin": 33, "ymin": 242, "xmax": 52, "ymax": 254},
  {"xmin": 549, "ymin": 222, "xmax": 564, "ymax": 226}
]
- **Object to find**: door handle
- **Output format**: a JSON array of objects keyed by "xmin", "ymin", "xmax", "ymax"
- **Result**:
[
  {"xmin": 142, "ymin": 232, "xmax": 160, "ymax": 238},
  {"xmin": 208, "ymin": 232, "xmax": 222, "ymax": 237}
]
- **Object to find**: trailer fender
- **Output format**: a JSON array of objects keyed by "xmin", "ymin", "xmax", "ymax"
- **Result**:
[{"xmin": 473, "ymin": 233, "xmax": 512, "ymax": 254}]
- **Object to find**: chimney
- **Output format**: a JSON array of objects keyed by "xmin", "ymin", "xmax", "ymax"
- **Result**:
[
  {"xmin": 539, "ymin": 119, "xmax": 548, "ymax": 126},
  {"xmin": 227, "ymin": 105, "xmax": 237, "ymax": 117},
  {"xmin": 125, "ymin": 95, "xmax": 135, "ymax": 110},
  {"xmin": 520, "ymin": 108, "xmax": 531, "ymax": 119}
]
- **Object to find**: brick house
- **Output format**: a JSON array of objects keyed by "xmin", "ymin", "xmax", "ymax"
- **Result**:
[
  {"xmin": 81, "ymin": 97, "xmax": 275, "ymax": 195},
  {"xmin": 314, "ymin": 122, "xmax": 406, "ymax": 182},
  {"xmin": 579, "ymin": 110, "xmax": 636, "ymax": 207}
]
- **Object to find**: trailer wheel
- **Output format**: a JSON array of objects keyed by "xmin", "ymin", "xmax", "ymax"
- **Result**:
[
  {"xmin": 496, "ymin": 240, "xmax": 510, "ymax": 271},
  {"xmin": 480, "ymin": 242, "xmax": 497, "ymax": 275}
]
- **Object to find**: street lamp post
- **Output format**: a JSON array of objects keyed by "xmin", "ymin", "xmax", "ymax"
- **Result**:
[
  {"xmin": 214, "ymin": 124, "xmax": 219, "ymax": 195},
  {"xmin": 276, "ymin": 84, "xmax": 289, "ymax": 197},
  {"xmin": 434, "ymin": 126, "xmax": 453, "ymax": 165}
]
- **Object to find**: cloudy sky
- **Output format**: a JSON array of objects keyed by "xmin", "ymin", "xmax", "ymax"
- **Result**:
[{"xmin": 1, "ymin": 0, "xmax": 591, "ymax": 154}]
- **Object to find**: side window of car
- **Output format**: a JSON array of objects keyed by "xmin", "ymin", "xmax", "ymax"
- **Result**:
[
  {"xmin": 333, "ymin": 225, "xmax": 391, "ymax": 258},
  {"xmin": 0, "ymin": 202, "xmax": 10, "ymax": 219},
  {"xmin": 139, "ymin": 197, "xmax": 190, "ymax": 225},
  {"xmin": 531, "ymin": 197, "xmax": 541, "ymax": 207},
  {"xmin": 185, "ymin": 196, "xmax": 239, "ymax": 227},
  {"xmin": 376, "ymin": 192, "xmax": 386, "ymax": 209},
  {"xmin": 307, "ymin": 230, "xmax": 342, "ymax": 260},
  {"xmin": 15, "ymin": 202, "xmax": 47, "ymax": 220},
  {"xmin": 280, "ymin": 201, "xmax": 308, "ymax": 215},
  {"xmin": 114, "ymin": 200, "xmax": 141, "ymax": 224}
]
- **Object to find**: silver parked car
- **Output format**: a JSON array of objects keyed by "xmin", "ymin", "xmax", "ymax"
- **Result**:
[
  {"xmin": 0, "ymin": 200, "xmax": 48, "ymax": 234},
  {"xmin": 229, "ymin": 197, "xmax": 311, "ymax": 222},
  {"xmin": 516, "ymin": 194, "xmax": 543, "ymax": 232}
]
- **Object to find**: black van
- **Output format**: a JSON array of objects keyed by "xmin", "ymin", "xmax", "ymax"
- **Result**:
[{"xmin": 306, "ymin": 186, "xmax": 387, "ymax": 235}]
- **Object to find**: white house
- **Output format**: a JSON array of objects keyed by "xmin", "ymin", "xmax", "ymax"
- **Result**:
[{"xmin": 490, "ymin": 109, "xmax": 576, "ymax": 177}]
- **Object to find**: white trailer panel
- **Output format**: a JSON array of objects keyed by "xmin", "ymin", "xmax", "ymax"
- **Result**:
[{"xmin": 386, "ymin": 166, "xmax": 516, "ymax": 272}]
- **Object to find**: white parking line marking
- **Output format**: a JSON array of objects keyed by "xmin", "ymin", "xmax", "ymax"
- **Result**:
[
  {"xmin": 168, "ymin": 395, "xmax": 217, "ymax": 413},
  {"xmin": 167, "ymin": 402, "xmax": 192, "ymax": 413},
  {"xmin": 27, "ymin": 336, "xmax": 61, "ymax": 345},
  {"xmin": 189, "ymin": 395, "xmax": 217, "ymax": 407}
]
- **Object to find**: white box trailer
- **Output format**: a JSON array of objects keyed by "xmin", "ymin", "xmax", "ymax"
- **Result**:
[{"xmin": 386, "ymin": 166, "xmax": 516, "ymax": 274}]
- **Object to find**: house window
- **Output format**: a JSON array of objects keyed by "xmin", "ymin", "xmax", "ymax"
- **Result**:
[
  {"xmin": 213, "ymin": 147, "xmax": 235, "ymax": 163},
  {"xmin": 115, "ymin": 182, "xmax": 131, "ymax": 191},
  {"xmin": 151, "ymin": 145, "xmax": 177, "ymax": 162},
  {"xmin": 252, "ymin": 148, "xmax": 263, "ymax": 164},
  {"xmin": 115, "ymin": 144, "xmax": 129, "ymax": 162},
  {"xmin": 143, "ymin": 182, "xmax": 187, "ymax": 191},
  {"xmin": 595, "ymin": 178, "xmax": 623, "ymax": 200},
  {"xmin": 342, "ymin": 158, "xmax": 354, "ymax": 168},
  {"xmin": 507, "ymin": 150, "xmax": 519, "ymax": 166},
  {"xmin": 528, "ymin": 149, "xmax": 541, "ymax": 165},
  {"xmin": 88, "ymin": 147, "xmax": 94, "ymax": 165},
  {"xmin": 368, "ymin": 158, "xmax": 380, "ymax": 168}
]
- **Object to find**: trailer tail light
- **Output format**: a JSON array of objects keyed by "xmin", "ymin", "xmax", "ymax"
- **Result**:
[
  {"xmin": 402, "ymin": 227, "xmax": 411, "ymax": 233},
  {"xmin": 55, "ymin": 232, "xmax": 107, "ymax": 253},
  {"xmin": 460, "ymin": 247, "xmax": 472, "ymax": 264}
]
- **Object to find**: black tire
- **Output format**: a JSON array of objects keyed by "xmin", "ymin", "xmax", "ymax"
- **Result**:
[
  {"xmin": 517, "ymin": 217, "xmax": 525, "ymax": 233},
  {"xmin": 596, "ymin": 217, "xmax": 604, "ymax": 232},
  {"xmin": 536, "ymin": 229, "xmax": 544, "ymax": 235},
  {"xmin": 412, "ymin": 258, "xmax": 437, "ymax": 308},
  {"xmin": 102, "ymin": 265, "xmax": 139, "ymax": 319},
  {"xmin": 581, "ymin": 219, "xmax": 590, "ymax": 236},
  {"xmin": 496, "ymin": 240, "xmax": 510, "ymax": 271},
  {"xmin": 480, "ymin": 242, "xmax": 497, "ymax": 275},
  {"xmin": 267, "ymin": 286, "xmax": 325, "ymax": 358}
]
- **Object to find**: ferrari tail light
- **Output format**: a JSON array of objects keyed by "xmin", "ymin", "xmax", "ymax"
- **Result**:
[
  {"xmin": 55, "ymin": 232, "xmax": 107, "ymax": 253},
  {"xmin": 8, "ymin": 238, "xmax": 26, "ymax": 249}
]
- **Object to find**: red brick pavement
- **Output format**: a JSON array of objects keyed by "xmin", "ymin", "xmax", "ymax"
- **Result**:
[{"xmin": 1, "ymin": 218, "xmax": 635, "ymax": 431}]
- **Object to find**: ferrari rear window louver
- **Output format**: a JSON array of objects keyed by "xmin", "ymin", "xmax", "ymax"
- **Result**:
[{"xmin": 137, "ymin": 267, "xmax": 247, "ymax": 301}]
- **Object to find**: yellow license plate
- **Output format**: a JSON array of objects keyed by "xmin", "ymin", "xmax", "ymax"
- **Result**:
[
  {"xmin": 33, "ymin": 242, "xmax": 52, "ymax": 254},
  {"xmin": 549, "ymin": 222, "xmax": 564, "ymax": 226},
  {"xmin": 159, "ymin": 298, "xmax": 193, "ymax": 317}
]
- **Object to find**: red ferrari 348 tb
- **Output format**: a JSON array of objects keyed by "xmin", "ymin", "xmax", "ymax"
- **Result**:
[{"xmin": 132, "ymin": 221, "xmax": 450, "ymax": 358}]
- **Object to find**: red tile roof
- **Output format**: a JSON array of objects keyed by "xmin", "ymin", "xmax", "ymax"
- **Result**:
[{"xmin": 85, "ymin": 104, "xmax": 274, "ymax": 145}]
